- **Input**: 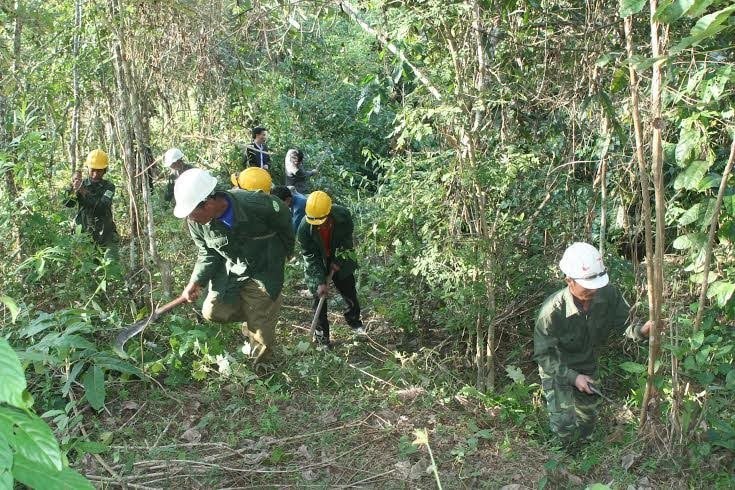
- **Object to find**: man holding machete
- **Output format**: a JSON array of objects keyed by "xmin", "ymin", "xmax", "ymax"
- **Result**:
[
  {"xmin": 298, "ymin": 190, "xmax": 365, "ymax": 349},
  {"xmin": 173, "ymin": 168, "xmax": 294, "ymax": 367},
  {"xmin": 534, "ymin": 242, "xmax": 658, "ymax": 449}
]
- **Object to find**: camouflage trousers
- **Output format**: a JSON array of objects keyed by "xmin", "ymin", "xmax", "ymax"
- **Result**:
[{"xmin": 541, "ymin": 376, "xmax": 601, "ymax": 444}]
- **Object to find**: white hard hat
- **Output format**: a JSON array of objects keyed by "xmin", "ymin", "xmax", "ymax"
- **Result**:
[
  {"xmin": 559, "ymin": 242, "xmax": 609, "ymax": 290},
  {"xmin": 173, "ymin": 168, "xmax": 217, "ymax": 218},
  {"xmin": 163, "ymin": 148, "xmax": 185, "ymax": 168}
]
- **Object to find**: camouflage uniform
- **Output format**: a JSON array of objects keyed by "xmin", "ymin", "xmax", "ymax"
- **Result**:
[
  {"xmin": 65, "ymin": 178, "xmax": 118, "ymax": 253},
  {"xmin": 534, "ymin": 285, "xmax": 643, "ymax": 444}
]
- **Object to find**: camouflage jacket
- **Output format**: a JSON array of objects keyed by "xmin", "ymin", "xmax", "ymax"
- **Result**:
[
  {"xmin": 64, "ymin": 178, "xmax": 118, "ymax": 246},
  {"xmin": 533, "ymin": 285, "xmax": 643, "ymax": 386}
]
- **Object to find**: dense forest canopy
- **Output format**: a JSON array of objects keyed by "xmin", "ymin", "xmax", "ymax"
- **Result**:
[{"xmin": 1, "ymin": 0, "xmax": 734, "ymax": 488}]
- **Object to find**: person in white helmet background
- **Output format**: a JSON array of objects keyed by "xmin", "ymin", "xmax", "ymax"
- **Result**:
[
  {"xmin": 173, "ymin": 168, "xmax": 294, "ymax": 368},
  {"xmin": 534, "ymin": 242, "xmax": 656, "ymax": 449},
  {"xmin": 162, "ymin": 147, "xmax": 192, "ymax": 204}
]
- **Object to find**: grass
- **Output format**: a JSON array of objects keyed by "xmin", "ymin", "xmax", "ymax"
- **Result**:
[{"xmin": 41, "ymin": 274, "xmax": 732, "ymax": 489}]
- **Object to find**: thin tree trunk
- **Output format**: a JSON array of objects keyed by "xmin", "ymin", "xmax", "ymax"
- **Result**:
[
  {"xmin": 624, "ymin": 16, "xmax": 657, "ymax": 340},
  {"xmin": 640, "ymin": 0, "xmax": 666, "ymax": 427},
  {"xmin": 69, "ymin": 0, "xmax": 82, "ymax": 170},
  {"xmin": 694, "ymin": 138, "xmax": 735, "ymax": 330},
  {"xmin": 6, "ymin": 0, "xmax": 23, "ymax": 260},
  {"xmin": 598, "ymin": 118, "xmax": 610, "ymax": 256}
]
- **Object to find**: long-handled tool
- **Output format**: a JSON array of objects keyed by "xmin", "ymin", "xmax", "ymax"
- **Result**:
[
  {"xmin": 589, "ymin": 384, "xmax": 615, "ymax": 404},
  {"xmin": 113, "ymin": 296, "xmax": 187, "ymax": 358},
  {"xmin": 309, "ymin": 270, "xmax": 335, "ymax": 341}
]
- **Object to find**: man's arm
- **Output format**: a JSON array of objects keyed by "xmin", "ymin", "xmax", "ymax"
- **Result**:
[
  {"xmin": 187, "ymin": 221, "xmax": 224, "ymax": 287},
  {"xmin": 609, "ymin": 287, "xmax": 647, "ymax": 341},
  {"xmin": 297, "ymin": 222, "xmax": 327, "ymax": 291}
]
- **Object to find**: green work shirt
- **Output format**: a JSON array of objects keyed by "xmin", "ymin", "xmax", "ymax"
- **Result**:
[
  {"xmin": 533, "ymin": 285, "xmax": 644, "ymax": 386},
  {"xmin": 297, "ymin": 204, "xmax": 358, "ymax": 291},
  {"xmin": 64, "ymin": 178, "xmax": 118, "ymax": 246},
  {"xmin": 188, "ymin": 190, "xmax": 294, "ymax": 301}
]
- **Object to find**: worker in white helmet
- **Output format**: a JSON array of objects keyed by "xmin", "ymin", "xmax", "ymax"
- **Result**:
[
  {"xmin": 534, "ymin": 242, "xmax": 656, "ymax": 448},
  {"xmin": 173, "ymin": 168, "xmax": 294, "ymax": 368},
  {"xmin": 162, "ymin": 147, "xmax": 192, "ymax": 204}
]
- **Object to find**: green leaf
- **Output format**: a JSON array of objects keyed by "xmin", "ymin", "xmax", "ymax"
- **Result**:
[
  {"xmin": 691, "ymin": 4, "xmax": 735, "ymax": 37},
  {"xmin": 619, "ymin": 0, "xmax": 647, "ymax": 17},
  {"xmin": 690, "ymin": 330, "xmax": 705, "ymax": 349},
  {"xmin": 0, "ymin": 407, "xmax": 62, "ymax": 471},
  {"xmin": 722, "ymin": 195, "xmax": 735, "ymax": 216},
  {"xmin": 674, "ymin": 161, "xmax": 710, "ymax": 190},
  {"xmin": 0, "ymin": 296, "xmax": 20, "ymax": 324},
  {"xmin": 706, "ymin": 280, "xmax": 735, "ymax": 307},
  {"xmin": 672, "ymin": 4, "xmax": 735, "ymax": 53},
  {"xmin": 0, "ymin": 469, "xmax": 11, "ymax": 489},
  {"xmin": 697, "ymin": 173, "xmax": 721, "ymax": 191},
  {"xmin": 678, "ymin": 203, "xmax": 702, "ymax": 226},
  {"xmin": 18, "ymin": 312, "xmax": 55, "ymax": 338},
  {"xmin": 72, "ymin": 441, "xmax": 109, "ymax": 455},
  {"xmin": 0, "ymin": 339, "xmax": 27, "ymax": 408},
  {"xmin": 726, "ymin": 369, "xmax": 735, "ymax": 390},
  {"xmin": 672, "ymin": 232, "xmax": 706, "ymax": 250},
  {"xmin": 586, "ymin": 485, "xmax": 611, "ymax": 490},
  {"xmin": 620, "ymin": 361, "xmax": 647, "ymax": 374},
  {"xmin": 83, "ymin": 366, "xmax": 106, "ymax": 411},
  {"xmin": 687, "ymin": 0, "xmax": 716, "ymax": 17},
  {"xmin": 62, "ymin": 362, "xmax": 86, "ymax": 397},
  {"xmin": 654, "ymin": 0, "xmax": 695, "ymax": 23},
  {"xmin": 90, "ymin": 354, "xmax": 143, "ymax": 377},
  {"xmin": 12, "ymin": 454, "xmax": 93, "ymax": 490},
  {"xmin": 0, "ymin": 437, "xmax": 11, "ymax": 470},
  {"xmin": 675, "ymin": 124, "xmax": 701, "ymax": 165},
  {"xmin": 505, "ymin": 364, "xmax": 526, "ymax": 384}
]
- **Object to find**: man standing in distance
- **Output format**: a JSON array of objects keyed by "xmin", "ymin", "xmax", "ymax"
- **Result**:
[
  {"xmin": 245, "ymin": 127, "xmax": 270, "ymax": 171},
  {"xmin": 174, "ymin": 168, "xmax": 294, "ymax": 367},
  {"xmin": 534, "ymin": 242, "xmax": 656, "ymax": 448},
  {"xmin": 298, "ymin": 190, "xmax": 365, "ymax": 348},
  {"xmin": 162, "ymin": 147, "xmax": 192, "ymax": 204},
  {"xmin": 65, "ymin": 149, "xmax": 119, "ymax": 258}
]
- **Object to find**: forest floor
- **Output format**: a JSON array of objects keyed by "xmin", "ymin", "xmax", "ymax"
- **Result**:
[{"xmin": 75, "ymin": 274, "xmax": 698, "ymax": 489}]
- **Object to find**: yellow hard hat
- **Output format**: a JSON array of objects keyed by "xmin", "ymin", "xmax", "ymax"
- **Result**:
[
  {"xmin": 85, "ymin": 149, "xmax": 109, "ymax": 170},
  {"xmin": 305, "ymin": 191, "xmax": 332, "ymax": 225},
  {"xmin": 230, "ymin": 173, "xmax": 239, "ymax": 188},
  {"xmin": 237, "ymin": 167, "xmax": 272, "ymax": 193}
]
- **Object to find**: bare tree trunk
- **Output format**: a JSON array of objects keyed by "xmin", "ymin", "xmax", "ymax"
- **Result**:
[
  {"xmin": 108, "ymin": 4, "xmax": 140, "ymax": 269},
  {"xmin": 624, "ymin": 16, "xmax": 657, "ymax": 346},
  {"xmin": 108, "ymin": 0, "xmax": 171, "ymax": 295},
  {"xmin": 597, "ymin": 118, "xmax": 610, "ymax": 255},
  {"xmin": 6, "ymin": 0, "xmax": 23, "ymax": 260},
  {"xmin": 640, "ymin": 0, "xmax": 666, "ymax": 427},
  {"xmin": 694, "ymin": 138, "xmax": 735, "ymax": 330},
  {"xmin": 69, "ymin": 0, "xmax": 82, "ymax": 171}
]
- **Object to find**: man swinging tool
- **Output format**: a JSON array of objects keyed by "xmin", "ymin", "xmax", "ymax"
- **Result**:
[
  {"xmin": 534, "ymin": 242, "xmax": 658, "ymax": 448},
  {"xmin": 173, "ymin": 168, "xmax": 294, "ymax": 368}
]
